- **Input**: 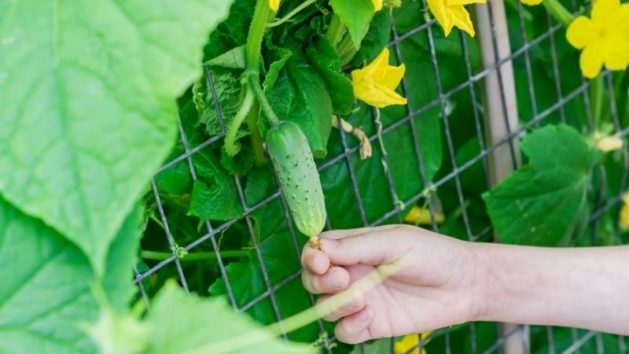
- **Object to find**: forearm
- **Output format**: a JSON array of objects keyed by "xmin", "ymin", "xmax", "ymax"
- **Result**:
[{"xmin": 473, "ymin": 243, "xmax": 629, "ymax": 335}]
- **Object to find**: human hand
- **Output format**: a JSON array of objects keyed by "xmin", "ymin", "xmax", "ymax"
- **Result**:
[{"xmin": 301, "ymin": 225, "xmax": 484, "ymax": 344}]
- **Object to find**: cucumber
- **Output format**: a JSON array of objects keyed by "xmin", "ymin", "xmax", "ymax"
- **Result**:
[{"xmin": 266, "ymin": 121, "xmax": 326, "ymax": 247}]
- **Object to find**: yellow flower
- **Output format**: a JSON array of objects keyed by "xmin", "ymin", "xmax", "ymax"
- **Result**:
[
  {"xmin": 427, "ymin": 0, "xmax": 487, "ymax": 37},
  {"xmin": 351, "ymin": 48, "xmax": 407, "ymax": 108},
  {"xmin": 373, "ymin": 0, "xmax": 383, "ymax": 11},
  {"xmin": 269, "ymin": 0, "xmax": 280, "ymax": 12},
  {"xmin": 404, "ymin": 206, "xmax": 445, "ymax": 225},
  {"xmin": 395, "ymin": 332, "xmax": 432, "ymax": 354},
  {"xmin": 621, "ymin": 193, "xmax": 629, "ymax": 230},
  {"xmin": 594, "ymin": 132, "xmax": 624, "ymax": 152},
  {"xmin": 566, "ymin": 0, "xmax": 629, "ymax": 78},
  {"xmin": 521, "ymin": 0, "xmax": 543, "ymax": 5}
]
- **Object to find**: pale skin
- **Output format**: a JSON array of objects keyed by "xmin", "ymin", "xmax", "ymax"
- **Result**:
[{"xmin": 300, "ymin": 225, "xmax": 629, "ymax": 344}]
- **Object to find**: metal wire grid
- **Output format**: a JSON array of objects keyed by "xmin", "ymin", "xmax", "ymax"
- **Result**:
[{"xmin": 132, "ymin": 1, "xmax": 629, "ymax": 353}]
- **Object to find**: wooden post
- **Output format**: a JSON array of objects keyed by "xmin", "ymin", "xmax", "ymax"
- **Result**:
[{"xmin": 474, "ymin": 1, "xmax": 528, "ymax": 354}]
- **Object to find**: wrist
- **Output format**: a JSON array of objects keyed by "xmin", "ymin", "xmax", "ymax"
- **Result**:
[{"xmin": 465, "ymin": 242, "xmax": 497, "ymax": 322}]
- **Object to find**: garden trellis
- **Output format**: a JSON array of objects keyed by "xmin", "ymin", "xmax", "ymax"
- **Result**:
[{"xmin": 132, "ymin": 0, "xmax": 629, "ymax": 353}]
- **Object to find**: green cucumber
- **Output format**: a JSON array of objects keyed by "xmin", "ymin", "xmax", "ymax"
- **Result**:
[{"xmin": 266, "ymin": 120, "xmax": 326, "ymax": 247}]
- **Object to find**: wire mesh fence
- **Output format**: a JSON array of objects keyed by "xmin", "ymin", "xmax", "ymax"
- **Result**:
[{"xmin": 133, "ymin": 1, "xmax": 629, "ymax": 353}]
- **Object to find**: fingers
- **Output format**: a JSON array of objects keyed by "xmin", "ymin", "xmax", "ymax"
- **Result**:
[
  {"xmin": 320, "ymin": 226, "xmax": 407, "ymax": 266},
  {"xmin": 301, "ymin": 246, "xmax": 330, "ymax": 275},
  {"xmin": 318, "ymin": 290, "xmax": 366, "ymax": 321},
  {"xmin": 334, "ymin": 307, "xmax": 374, "ymax": 344},
  {"xmin": 302, "ymin": 266, "xmax": 350, "ymax": 294},
  {"xmin": 319, "ymin": 225, "xmax": 398, "ymax": 240}
]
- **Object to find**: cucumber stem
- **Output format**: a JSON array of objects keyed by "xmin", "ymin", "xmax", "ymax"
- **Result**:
[
  {"xmin": 267, "ymin": 0, "xmax": 317, "ymax": 28},
  {"xmin": 224, "ymin": 87, "xmax": 255, "ymax": 157},
  {"xmin": 141, "ymin": 250, "xmax": 247, "ymax": 262},
  {"xmin": 591, "ymin": 74, "xmax": 604, "ymax": 128},
  {"xmin": 246, "ymin": 0, "xmax": 272, "ymax": 72},
  {"xmin": 246, "ymin": 101, "xmax": 267, "ymax": 165},
  {"xmin": 337, "ymin": 33, "xmax": 358, "ymax": 66},
  {"xmin": 326, "ymin": 14, "xmax": 345, "ymax": 46},
  {"xmin": 226, "ymin": 0, "xmax": 272, "ymax": 157},
  {"xmin": 248, "ymin": 74, "xmax": 281, "ymax": 125},
  {"xmin": 542, "ymin": 0, "xmax": 574, "ymax": 27}
]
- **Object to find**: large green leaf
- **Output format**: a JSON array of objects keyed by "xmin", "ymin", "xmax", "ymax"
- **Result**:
[
  {"xmin": 521, "ymin": 124, "xmax": 592, "ymax": 173},
  {"xmin": 305, "ymin": 36, "xmax": 355, "ymax": 116},
  {"xmin": 267, "ymin": 53, "xmax": 334, "ymax": 158},
  {"xmin": 483, "ymin": 125, "xmax": 593, "ymax": 246},
  {"xmin": 329, "ymin": 0, "xmax": 374, "ymax": 49},
  {"xmin": 142, "ymin": 283, "xmax": 315, "ymax": 354},
  {"xmin": 0, "ymin": 0, "xmax": 234, "ymax": 274},
  {"xmin": 0, "ymin": 198, "xmax": 142, "ymax": 354},
  {"xmin": 188, "ymin": 151, "xmax": 243, "ymax": 221}
]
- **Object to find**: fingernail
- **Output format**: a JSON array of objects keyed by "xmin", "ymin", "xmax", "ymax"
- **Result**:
[{"xmin": 356, "ymin": 308, "xmax": 370, "ymax": 321}]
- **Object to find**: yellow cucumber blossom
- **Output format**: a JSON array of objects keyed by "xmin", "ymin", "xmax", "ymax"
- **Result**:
[
  {"xmin": 427, "ymin": 0, "xmax": 487, "ymax": 37},
  {"xmin": 269, "ymin": 0, "xmax": 280, "ymax": 12},
  {"xmin": 521, "ymin": 0, "xmax": 543, "ymax": 5},
  {"xmin": 621, "ymin": 193, "xmax": 629, "ymax": 230},
  {"xmin": 351, "ymin": 48, "xmax": 407, "ymax": 108},
  {"xmin": 566, "ymin": 0, "xmax": 629, "ymax": 78},
  {"xmin": 594, "ymin": 132, "xmax": 624, "ymax": 152},
  {"xmin": 404, "ymin": 206, "xmax": 445, "ymax": 225},
  {"xmin": 373, "ymin": 0, "xmax": 383, "ymax": 11},
  {"xmin": 395, "ymin": 332, "xmax": 432, "ymax": 354}
]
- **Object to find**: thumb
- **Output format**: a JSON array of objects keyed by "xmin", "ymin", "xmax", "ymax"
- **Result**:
[{"xmin": 319, "ymin": 225, "xmax": 404, "ymax": 266}]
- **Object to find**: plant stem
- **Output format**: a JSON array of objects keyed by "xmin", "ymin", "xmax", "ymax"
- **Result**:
[
  {"xmin": 542, "ymin": 0, "xmax": 574, "ymax": 27},
  {"xmin": 591, "ymin": 74, "xmax": 604, "ymax": 128},
  {"xmin": 326, "ymin": 13, "xmax": 345, "ymax": 46},
  {"xmin": 268, "ymin": 0, "xmax": 317, "ymax": 28},
  {"xmin": 246, "ymin": 101, "xmax": 267, "ymax": 165},
  {"xmin": 246, "ymin": 0, "xmax": 272, "ymax": 72},
  {"xmin": 248, "ymin": 74, "xmax": 281, "ymax": 125},
  {"xmin": 337, "ymin": 33, "xmax": 357, "ymax": 66},
  {"xmin": 188, "ymin": 263, "xmax": 401, "ymax": 354},
  {"xmin": 141, "ymin": 250, "xmax": 247, "ymax": 262},
  {"xmin": 224, "ymin": 87, "xmax": 255, "ymax": 156}
]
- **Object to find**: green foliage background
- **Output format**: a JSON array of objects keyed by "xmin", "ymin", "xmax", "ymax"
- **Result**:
[{"xmin": 0, "ymin": 0, "xmax": 627, "ymax": 353}]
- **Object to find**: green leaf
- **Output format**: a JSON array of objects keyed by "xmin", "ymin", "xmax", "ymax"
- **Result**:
[
  {"xmin": 154, "ymin": 154, "xmax": 193, "ymax": 196},
  {"xmin": 351, "ymin": 10, "xmax": 392, "ymax": 66},
  {"xmin": 263, "ymin": 47, "xmax": 293, "ymax": 92},
  {"xmin": 329, "ymin": 0, "xmax": 375, "ymax": 50},
  {"xmin": 220, "ymin": 145, "xmax": 254, "ymax": 175},
  {"xmin": 521, "ymin": 124, "xmax": 592, "ymax": 173},
  {"xmin": 484, "ymin": 167, "xmax": 588, "ymax": 245},
  {"xmin": 188, "ymin": 151, "xmax": 243, "ymax": 221},
  {"xmin": 245, "ymin": 165, "xmax": 275, "ymax": 206},
  {"xmin": 0, "ymin": 0, "xmax": 233, "ymax": 273},
  {"xmin": 483, "ymin": 125, "xmax": 593, "ymax": 246},
  {"xmin": 267, "ymin": 54, "xmax": 334, "ymax": 158},
  {"xmin": 305, "ymin": 36, "xmax": 355, "ymax": 116},
  {"xmin": 204, "ymin": 0, "xmax": 255, "ymax": 60},
  {"xmin": 200, "ymin": 67, "xmax": 244, "ymax": 137},
  {"xmin": 206, "ymin": 45, "xmax": 246, "ymax": 69},
  {"xmin": 0, "ymin": 198, "xmax": 142, "ymax": 354},
  {"xmin": 144, "ymin": 282, "xmax": 315, "ymax": 354}
]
